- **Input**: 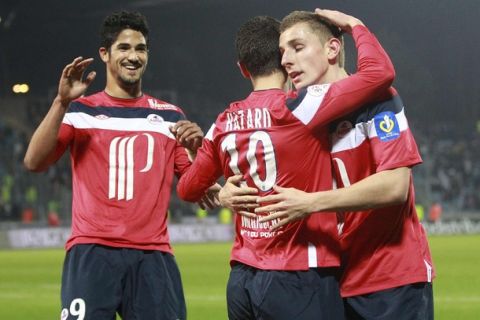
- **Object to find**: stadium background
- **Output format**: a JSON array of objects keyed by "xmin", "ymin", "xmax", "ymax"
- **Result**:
[{"xmin": 0, "ymin": 0, "xmax": 479, "ymax": 319}]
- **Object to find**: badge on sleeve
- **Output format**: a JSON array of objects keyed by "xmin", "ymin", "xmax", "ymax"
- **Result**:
[{"xmin": 374, "ymin": 111, "xmax": 400, "ymax": 141}]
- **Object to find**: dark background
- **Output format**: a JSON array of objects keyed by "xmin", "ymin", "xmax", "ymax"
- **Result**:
[
  {"xmin": 0, "ymin": 0, "xmax": 479, "ymax": 221},
  {"xmin": 1, "ymin": 0, "xmax": 478, "ymax": 128}
]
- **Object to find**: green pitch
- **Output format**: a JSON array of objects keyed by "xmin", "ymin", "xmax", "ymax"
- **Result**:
[{"xmin": 0, "ymin": 236, "xmax": 479, "ymax": 319}]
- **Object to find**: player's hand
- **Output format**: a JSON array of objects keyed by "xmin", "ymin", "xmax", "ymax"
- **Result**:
[
  {"xmin": 198, "ymin": 183, "xmax": 221, "ymax": 210},
  {"xmin": 255, "ymin": 185, "xmax": 315, "ymax": 230},
  {"xmin": 314, "ymin": 8, "xmax": 364, "ymax": 34},
  {"xmin": 219, "ymin": 175, "xmax": 258, "ymax": 218},
  {"xmin": 170, "ymin": 120, "xmax": 204, "ymax": 153},
  {"xmin": 57, "ymin": 57, "xmax": 96, "ymax": 107}
]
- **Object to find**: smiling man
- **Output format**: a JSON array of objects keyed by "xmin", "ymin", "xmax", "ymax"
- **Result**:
[{"xmin": 24, "ymin": 11, "xmax": 203, "ymax": 320}]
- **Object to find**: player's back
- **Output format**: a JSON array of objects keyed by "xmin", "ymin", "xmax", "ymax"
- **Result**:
[{"xmin": 210, "ymin": 88, "xmax": 339, "ymax": 270}]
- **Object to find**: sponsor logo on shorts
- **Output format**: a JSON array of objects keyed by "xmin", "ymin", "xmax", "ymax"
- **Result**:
[{"xmin": 60, "ymin": 308, "xmax": 69, "ymax": 320}]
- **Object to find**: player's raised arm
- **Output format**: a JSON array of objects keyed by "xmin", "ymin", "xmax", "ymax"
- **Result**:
[
  {"xmin": 282, "ymin": 9, "xmax": 395, "ymax": 129},
  {"xmin": 24, "ymin": 57, "xmax": 96, "ymax": 171}
]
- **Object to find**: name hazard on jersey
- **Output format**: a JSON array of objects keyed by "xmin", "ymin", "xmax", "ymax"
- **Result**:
[{"xmin": 225, "ymin": 107, "xmax": 272, "ymax": 132}]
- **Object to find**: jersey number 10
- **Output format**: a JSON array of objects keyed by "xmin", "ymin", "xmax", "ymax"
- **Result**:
[{"xmin": 221, "ymin": 131, "xmax": 277, "ymax": 191}]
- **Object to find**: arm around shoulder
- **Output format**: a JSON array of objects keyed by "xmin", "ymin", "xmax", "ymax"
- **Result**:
[{"xmin": 313, "ymin": 167, "xmax": 410, "ymax": 212}]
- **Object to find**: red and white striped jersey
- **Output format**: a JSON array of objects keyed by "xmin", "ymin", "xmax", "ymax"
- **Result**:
[
  {"xmin": 54, "ymin": 91, "xmax": 191, "ymax": 252},
  {"xmin": 177, "ymin": 25, "xmax": 395, "ymax": 270},
  {"xmin": 330, "ymin": 88, "xmax": 435, "ymax": 297}
]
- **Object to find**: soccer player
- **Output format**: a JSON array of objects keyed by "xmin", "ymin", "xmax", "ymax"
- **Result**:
[
  {"xmin": 176, "ymin": 9, "xmax": 394, "ymax": 319},
  {"xmin": 23, "ymin": 11, "xmax": 203, "ymax": 320},
  {"xmin": 252, "ymin": 10, "xmax": 435, "ymax": 320}
]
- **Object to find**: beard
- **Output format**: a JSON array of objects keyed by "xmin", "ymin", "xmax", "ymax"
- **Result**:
[
  {"xmin": 119, "ymin": 73, "xmax": 142, "ymax": 86},
  {"xmin": 117, "ymin": 65, "xmax": 146, "ymax": 87}
]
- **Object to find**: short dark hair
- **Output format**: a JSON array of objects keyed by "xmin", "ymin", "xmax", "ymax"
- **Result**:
[
  {"xmin": 100, "ymin": 11, "xmax": 149, "ymax": 50},
  {"xmin": 280, "ymin": 11, "xmax": 345, "ymax": 67},
  {"xmin": 235, "ymin": 16, "xmax": 284, "ymax": 77}
]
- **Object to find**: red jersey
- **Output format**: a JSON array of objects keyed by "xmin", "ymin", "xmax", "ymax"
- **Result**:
[
  {"xmin": 177, "ymin": 26, "xmax": 395, "ymax": 270},
  {"xmin": 55, "ymin": 91, "xmax": 191, "ymax": 252},
  {"xmin": 330, "ymin": 89, "xmax": 435, "ymax": 297}
]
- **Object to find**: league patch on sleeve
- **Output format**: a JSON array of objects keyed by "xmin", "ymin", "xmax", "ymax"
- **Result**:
[{"xmin": 374, "ymin": 111, "xmax": 400, "ymax": 141}]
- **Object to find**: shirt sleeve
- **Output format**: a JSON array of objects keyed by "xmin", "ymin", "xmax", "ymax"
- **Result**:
[
  {"xmin": 173, "ymin": 142, "xmax": 192, "ymax": 178},
  {"xmin": 288, "ymin": 25, "xmax": 395, "ymax": 130},
  {"xmin": 367, "ymin": 108, "xmax": 422, "ymax": 171},
  {"xmin": 176, "ymin": 125, "xmax": 223, "ymax": 202},
  {"xmin": 49, "ymin": 117, "xmax": 74, "ymax": 163}
]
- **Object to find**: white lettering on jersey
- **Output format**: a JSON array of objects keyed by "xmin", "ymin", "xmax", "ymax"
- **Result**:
[
  {"xmin": 332, "ymin": 157, "xmax": 351, "ymax": 187},
  {"xmin": 332, "ymin": 157, "xmax": 351, "ymax": 236},
  {"xmin": 108, "ymin": 133, "xmax": 154, "ymax": 201},
  {"xmin": 148, "ymin": 98, "xmax": 177, "ymax": 110},
  {"xmin": 221, "ymin": 131, "xmax": 277, "ymax": 191},
  {"xmin": 247, "ymin": 131, "xmax": 276, "ymax": 191},
  {"xmin": 241, "ymin": 215, "xmax": 280, "ymax": 230},
  {"xmin": 225, "ymin": 108, "xmax": 272, "ymax": 132}
]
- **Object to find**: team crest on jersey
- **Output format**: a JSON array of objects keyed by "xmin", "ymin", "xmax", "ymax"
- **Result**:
[
  {"xmin": 95, "ymin": 114, "xmax": 109, "ymax": 120},
  {"xmin": 147, "ymin": 114, "xmax": 164, "ymax": 125},
  {"xmin": 335, "ymin": 120, "xmax": 353, "ymax": 139},
  {"xmin": 374, "ymin": 111, "xmax": 400, "ymax": 141},
  {"xmin": 307, "ymin": 84, "xmax": 330, "ymax": 97}
]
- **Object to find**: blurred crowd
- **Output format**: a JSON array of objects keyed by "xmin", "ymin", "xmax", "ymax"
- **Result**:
[
  {"xmin": 412, "ymin": 121, "xmax": 480, "ymax": 213},
  {"xmin": 1, "ymin": 99, "xmax": 479, "ymax": 225}
]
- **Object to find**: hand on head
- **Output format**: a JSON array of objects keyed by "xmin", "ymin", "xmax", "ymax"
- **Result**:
[{"xmin": 314, "ymin": 8, "xmax": 364, "ymax": 33}]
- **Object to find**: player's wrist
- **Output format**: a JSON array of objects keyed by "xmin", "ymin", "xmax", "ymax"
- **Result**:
[
  {"xmin": 345, "ymin": 19, "xmax": 364, "ymax": 33},
  {"xmin": 54, "ymin": 95, "xmax": 72, "ymax": 109}
]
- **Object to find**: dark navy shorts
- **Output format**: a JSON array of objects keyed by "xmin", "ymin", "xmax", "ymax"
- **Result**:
[
  {"xmin": 60, "ymin": 244, "xmax": 186, "ymax": 320},
  {"xmin": 344, "ymin": 282, "xmax": 434, "ymax": 320},
  {"xmin": 227, "ymin": 262, "xmax": 344, "ymax": 320}
]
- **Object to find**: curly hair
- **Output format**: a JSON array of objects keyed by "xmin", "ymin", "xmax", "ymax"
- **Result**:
[{"xmin": 100, "ymin": 11, "xmax": 149, "ymax": 50}]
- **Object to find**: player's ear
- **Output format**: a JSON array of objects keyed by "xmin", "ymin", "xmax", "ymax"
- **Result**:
[
  {"xmin": 326, "ymin": 38, "xmax": 342, "ymax": 64},
  {"xmin": 237, "ymin": 61, "xmax": 251, "ymax": 79},
  {"xmin": 99, "ymin": 47, "xmax": 109, "ymax": 62}
]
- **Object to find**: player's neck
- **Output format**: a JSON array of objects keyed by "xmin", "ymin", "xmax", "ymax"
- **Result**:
[
  {"xmin": 104, "ymin": 80, "xmax": 143, "ymax": 99},
  {"xmin": 251, "ymin": 71, "xmax": 286, "ymax": 91},
  {"xmin": 320, "ymin": 67, "xmax": 349, "ymax": 84}
]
